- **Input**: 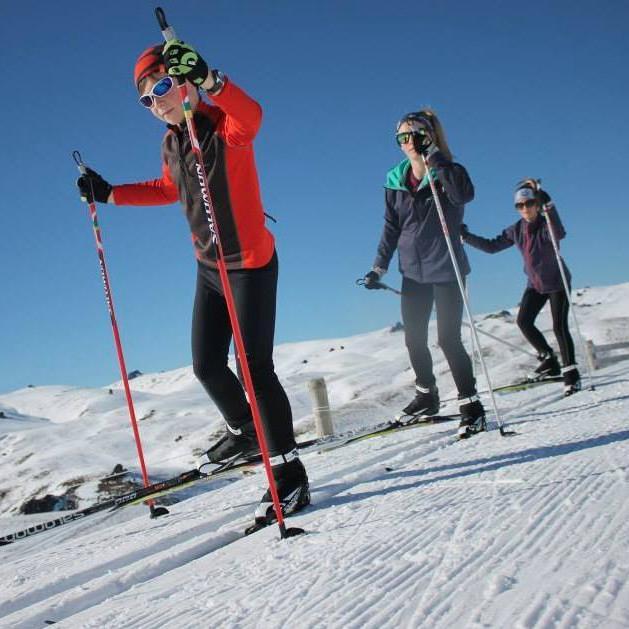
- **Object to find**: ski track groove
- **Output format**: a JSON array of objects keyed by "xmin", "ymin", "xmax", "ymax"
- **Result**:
[
  {"xmin": 0, "ymin": 422, "xmax": 458, "ymax": 627},
  {"xmin": 0, "ymin": 500, "xmax": 252, "ymax": 620},
  {"xmin": 415, "ymin": 448, "xmax": 506, "ymax": 629},
  {"xmin": 402, "ymin": 493, "xmax": 471, "ymax": 628},
  {"xmin": 0, "ymin": 522, "xmax": 248, "ymax": 628}
]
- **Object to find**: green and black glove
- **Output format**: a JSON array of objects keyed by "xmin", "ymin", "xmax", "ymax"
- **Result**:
[{"xmin": 163, "ymin": 39, "xmax": 209, "ymax": 86}]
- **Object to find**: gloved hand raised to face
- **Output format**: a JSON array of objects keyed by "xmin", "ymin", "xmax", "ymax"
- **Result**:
[
  {"xmin": 402, "ymin": 116, "xmax": 438, "ymax": 159},
  {"xmin": 77, "ymin": 167, "xmax": 113, "ymax": 204},
  {"xmin": 163, "ymin": 39, "xmax": 209, "ymax": 87},
  {"xmin": 537, "ymin": 188, "xmax": 552, "ymax": 205},
  {"xmin": 412, "ymin": 127, "xmax": 436, "ymax": 157}
]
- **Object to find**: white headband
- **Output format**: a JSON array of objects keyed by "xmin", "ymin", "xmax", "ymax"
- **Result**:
[{"xmin": 514, "ymin": 188, "xmax": 536, "ymax": 203}]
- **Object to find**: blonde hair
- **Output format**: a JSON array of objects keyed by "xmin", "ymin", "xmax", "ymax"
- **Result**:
[{"xmin": 418, "ymin": 108, "xmax": 453, "ymax": 161}]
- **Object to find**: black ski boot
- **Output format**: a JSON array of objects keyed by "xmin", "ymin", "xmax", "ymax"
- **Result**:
[
  {"xmin": 562, "ymin": 366, "xmax": 582, "ymax": 397},
  {"xmin": 253, "ymin": 451, "xmax": 310, "ymax": 525},
  {"xmin": 457, "ymin": 394, "xmax": 486, "ymax": 439},
  {"xmin": 534, "ymin": 351, "xmax": 561, "ymax": 378},
  {"xmin": 402, "ymin": 385, "xmax": 440, "ymax": 416},
  {"xmin": 205, "ymin": 421, "xmax": 259, "ymax": 464}
]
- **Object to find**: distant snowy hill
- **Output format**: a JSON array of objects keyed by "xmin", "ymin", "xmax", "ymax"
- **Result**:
[{"xmin": 1, "ymin": 283, "xmax": 628, "ymax": 628}]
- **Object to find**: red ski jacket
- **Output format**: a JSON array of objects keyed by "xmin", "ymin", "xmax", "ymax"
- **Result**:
[{"xmin": 112, "ymin": 80, "xmax": 274, "ymax": 270}]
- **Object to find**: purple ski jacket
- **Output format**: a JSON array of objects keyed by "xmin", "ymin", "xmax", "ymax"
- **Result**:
[{"xmin": 462, "ymin": 205, "xmax": 570, "ymax": 294}]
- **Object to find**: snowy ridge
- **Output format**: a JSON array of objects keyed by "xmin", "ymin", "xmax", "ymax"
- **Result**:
[{"xmin": 0, "ymin": 283, "xmax": 628, "ymax": 627}]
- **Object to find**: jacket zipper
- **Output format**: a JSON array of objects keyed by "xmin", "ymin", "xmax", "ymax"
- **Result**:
[{"xmin": 174, "ymin": 129, "xmax": 193, "ymax": 206}]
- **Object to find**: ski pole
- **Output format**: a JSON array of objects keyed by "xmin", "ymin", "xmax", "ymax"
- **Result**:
[
  {"xmin": 460, "ymin": 321, "xmax": 538, "ymax": 358},
  {"xmin": 421, "ymin": 154, "xmax": 512, "ymax": 436},
  {"xmin": 539, "ymin": 203, "xmax": 595, "ymax": 391},
  {"xmin": 465, "ymin": 283, "xmax": 477, "ymax": 380},
  {"xmin": 357, "ymin": 279, "xmax": 537, "ymax": 358},
  {"xmin": 72, "ymin": 151, "xmax": 168, "ymax": 519},
  {"xmin": 154, "ymin": 7, "xmax": 302, "ymax": 539},
  {"xmin": 355, "ymin": 277, "xmax": 401, "ymax": 295}
]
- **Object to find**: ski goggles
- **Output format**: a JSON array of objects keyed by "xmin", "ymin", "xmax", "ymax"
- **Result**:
[
  {"xmin": 515, "ymin": 199, "xmax": 538, "ymax": 210},
  {"xmin": 139, "ymin": 76, "xmax": 175, "ymax": 108}
]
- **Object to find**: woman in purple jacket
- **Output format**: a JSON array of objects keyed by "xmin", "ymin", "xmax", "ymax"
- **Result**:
[{"xmin": 461, "ymin": 181, "xmax": 581, "ymax": 396}]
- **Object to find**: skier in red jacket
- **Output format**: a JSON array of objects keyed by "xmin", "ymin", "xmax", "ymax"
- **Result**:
[{"xmin": 77, "ymin": 40, "xmax": 309, "ymax": 523}]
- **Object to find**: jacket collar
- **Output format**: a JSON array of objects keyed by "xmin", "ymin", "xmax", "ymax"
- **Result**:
[{"xmin": 384, "ymin": 159, "xmax": 438, "ymax": 192}]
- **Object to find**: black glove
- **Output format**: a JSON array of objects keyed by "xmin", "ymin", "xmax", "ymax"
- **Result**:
[
  {"xmin": 411, "ymin": 127, "xmax": 435, "ymax": 156},
  {"xmin": 77, "ymin": 167, "xmax": 112, "ymax": 204},
  {"xmin": 363, "ymin": 271, "xmax": 383, "ymax": 289},
  {"xmin": 460, "ymin": 223, "xmax": 470, "ymax": 241},
  {"xmin": 537, "ymin": 188, "xmax": 551, "ymax": 205},
  {"xmin": 163, "ymin": 39, "xmax": 209, "ymax": 87}
]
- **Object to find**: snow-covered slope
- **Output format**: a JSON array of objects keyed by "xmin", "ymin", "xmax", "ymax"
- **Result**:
[{"xmin": 1, "ymin": 283, "xmax": 628, "ymax": 628}]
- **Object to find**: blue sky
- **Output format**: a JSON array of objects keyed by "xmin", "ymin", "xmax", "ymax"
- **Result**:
[{"xmin": 1, "ymin": 1, "xmax": 628, "ymax": 393}]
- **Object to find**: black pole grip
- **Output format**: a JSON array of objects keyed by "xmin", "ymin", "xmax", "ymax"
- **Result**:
[
  {"xmin": 155, "ymin": 7, "xmax": 168, "ymax": 29},
  {"xmin": 155, "ymin": 6, "xmax": 177, "ymax": 41}
]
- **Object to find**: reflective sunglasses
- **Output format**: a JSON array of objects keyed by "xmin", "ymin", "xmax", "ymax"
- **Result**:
[
  {"xmin": 395, "ymin": 131, "xmax": 421, "ymax": 146},
  {"xmin": 515, "ymin": 199, "xmax": 538, "ymax": 210},
  {"xmin": 139, "ymin": 76, "xmax": 175, "ymax": 108},
  {"xmin": 395, "ymin": 128, "xmax": 430, "ymax": 146}
]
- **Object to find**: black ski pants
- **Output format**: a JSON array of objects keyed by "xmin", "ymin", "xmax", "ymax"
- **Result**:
[
  {"xmin": 191, "ymin": 251, "xmax": 295, "ymax": 455},
  {"xmin": 517, "ymin": 287, "xmax": 576, "ymax": 366},
  {"xmin": 401, "ymin": 277, "xmax": 476, "ymax": 398}
]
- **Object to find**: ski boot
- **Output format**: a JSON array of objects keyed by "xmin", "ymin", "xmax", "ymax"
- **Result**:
[
  {"xmin": 562, "ymin": 366, "xmax": 582, "ymax": 397},
  {"xmin": 253, "ymin": 450, "xmax": 310, "ymax": 526},
  {"xmin": 457, "ymin": 394, "xmax": 486, "ymax": 439},
  {"xmin": 205, "ymin": 420, "xmax": 259, "ymax": 464},
  {"xmin": 534, "ymin": 351, "xmax": 561, "ymax": 378},
  {"xmin": 401, "ymin": 385, "xmax": 440, "ymax": 417}
]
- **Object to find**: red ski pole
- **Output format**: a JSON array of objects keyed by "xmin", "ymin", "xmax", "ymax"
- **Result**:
[
  {"xmin": 154, "ymin": 8, "xmax": 303, "ymax": 538},
  {"xmin": 73, "ymin": 151, "xmax": 168, "ymax": 519}
]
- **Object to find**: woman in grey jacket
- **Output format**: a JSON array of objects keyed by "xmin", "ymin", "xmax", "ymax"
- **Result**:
[
  {"xmin": 363, "ymin": 109, "xmax": 485, "ymax": 436},
  {"xmin": 461, "ymin": 181, "xmax": 581, "ymax": 396}
]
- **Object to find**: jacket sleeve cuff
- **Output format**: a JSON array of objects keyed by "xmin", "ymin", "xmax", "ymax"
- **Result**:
[
  {"xmin": 372, "ymin": 266, "xmax": 387, "ymax": 278},
  {"xmin": 111, "ymin": 186, "xmax": 120, "ymax": 205}
]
